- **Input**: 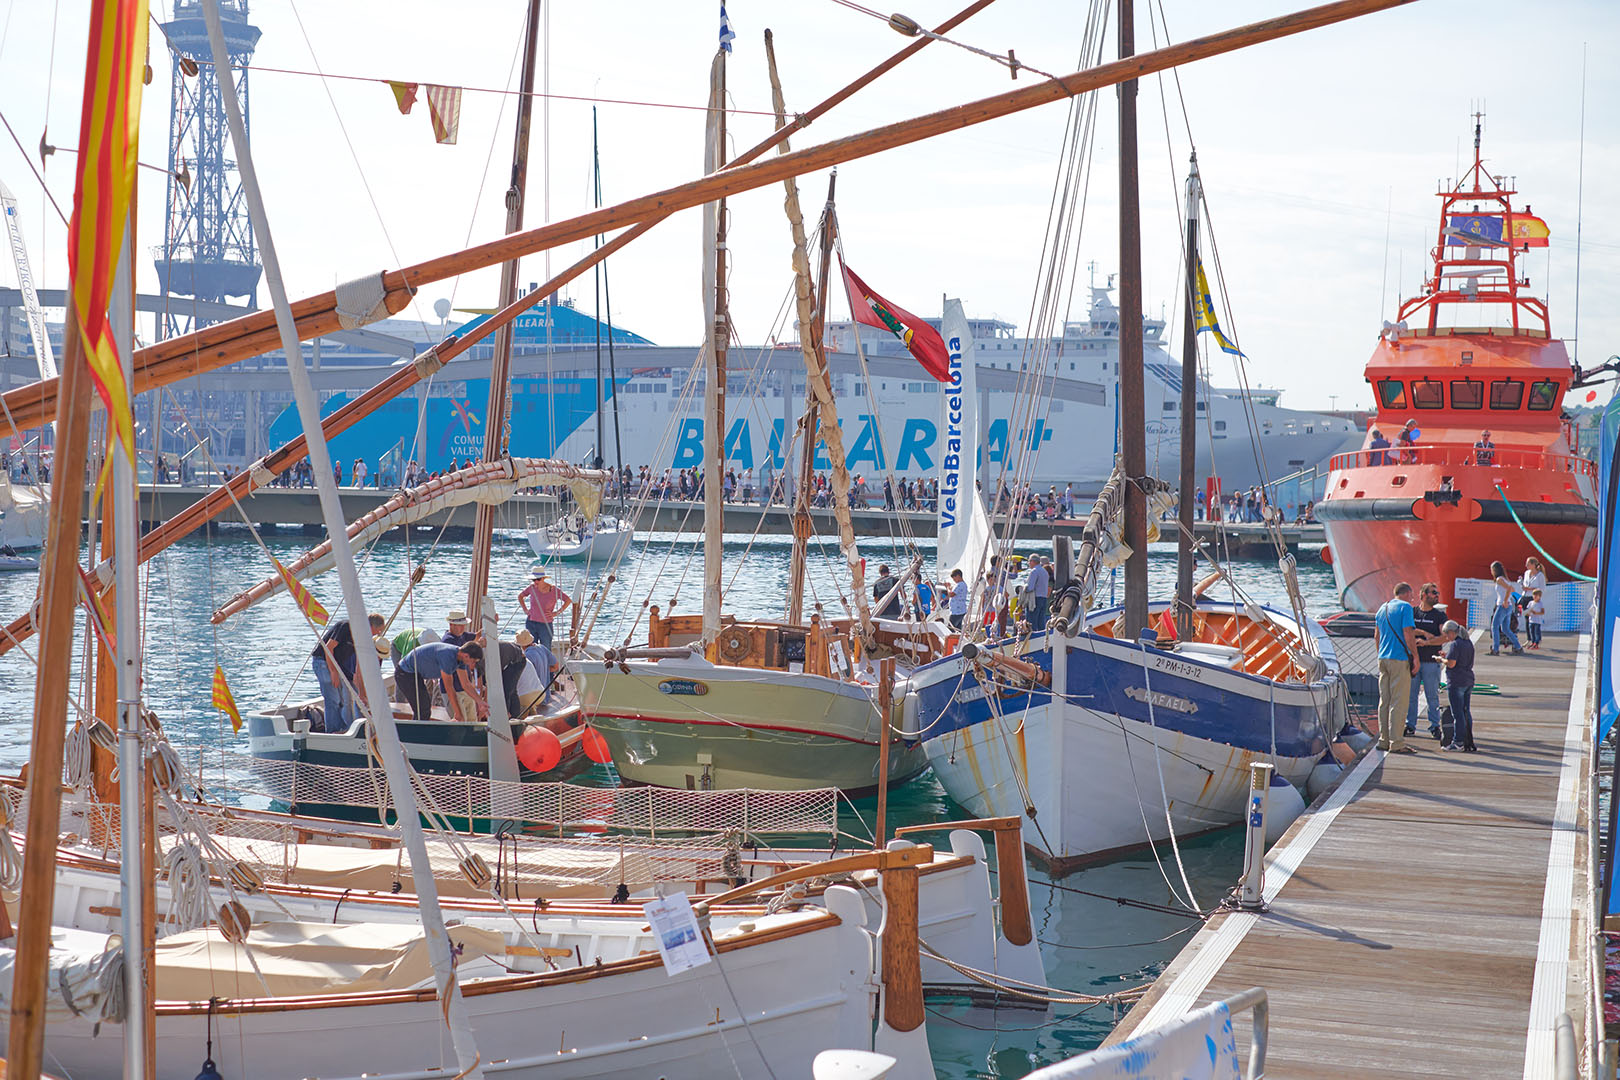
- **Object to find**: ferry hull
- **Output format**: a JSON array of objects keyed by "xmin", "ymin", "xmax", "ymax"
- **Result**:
[{"xmin": 575, "ymin": 658, "xmax": 929, "ymax": 795}]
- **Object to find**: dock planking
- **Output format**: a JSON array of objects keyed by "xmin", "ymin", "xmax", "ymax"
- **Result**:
[{"xmin": 1106, "ymin": 631, "xmax": 1591, "ymax": 1078}]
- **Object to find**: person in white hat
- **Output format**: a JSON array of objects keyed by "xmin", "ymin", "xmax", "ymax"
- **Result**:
[{"xmin": 518, "ymin": 565, "xmax": 572, "ymax": 649}]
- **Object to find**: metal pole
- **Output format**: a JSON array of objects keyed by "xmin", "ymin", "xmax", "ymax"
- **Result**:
[
  {"xmin": 1238, "ymin": 761, "xmax": 1273, "ymax": 910},
  {"xmin": 1117, "ymin": 0, "xmax": 1149, "ymax": 639},
  {"xmin": 1175, "ymin": 155, "xmax": 1201, "ymax": 640}
]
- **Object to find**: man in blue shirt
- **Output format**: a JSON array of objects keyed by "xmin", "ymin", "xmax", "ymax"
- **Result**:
[
  {"xmin": 948, "ymin": 569, "xmax": 968, "ymax": 630},
  {"xmin": 1374, "ymin": 582, "xmax": 1420, "ymax": 753},
  {"xmin": 398, "ymin": 641, "xmax": 484, "ymax": 723},
  {"xmin": 1026, "ymin": 557, "xmax": 1051, "ymax": 631}
]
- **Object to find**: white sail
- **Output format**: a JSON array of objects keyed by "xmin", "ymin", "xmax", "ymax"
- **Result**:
[{"xmin": 937, "ymin": 298, "xmax": 991, "ymax": 582}]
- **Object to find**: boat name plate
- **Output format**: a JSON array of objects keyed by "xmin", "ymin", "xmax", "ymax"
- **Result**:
[
  {"xmin": 658, "ymin": 679, "xmax": 710, "ymax": 697},
  {"xmin": 1124, "ymin": 685, "xmax": 1198, "ymax": 714},
  {"xmin": 1148, "ymin": 655, "xmax": 1206, "ymax": 680}
]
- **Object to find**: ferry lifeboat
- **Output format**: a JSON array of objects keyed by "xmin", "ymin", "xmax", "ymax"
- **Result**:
[{"xmin": 1317, "ymin": 125, "xmax": 1599, "ymax": 612}]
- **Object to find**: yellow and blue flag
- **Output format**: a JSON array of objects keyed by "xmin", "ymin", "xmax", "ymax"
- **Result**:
[{"xmin": 1193, "ymin": 258, "xmax": 1245, "ymax": 359}]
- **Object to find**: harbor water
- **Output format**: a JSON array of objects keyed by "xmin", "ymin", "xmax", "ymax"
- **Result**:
[{"xmin": 0, "ymin": 525, "xmax": 1342, "ymax": 1078}]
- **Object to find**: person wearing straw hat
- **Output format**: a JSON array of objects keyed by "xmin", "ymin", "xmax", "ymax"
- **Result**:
[
  {"xmin": 518, "ymin": 564, "xmax": 572, "ymax": 649},
  {"xmin": 441, "ymin": 609, "xmax": 475, "ymax": 648}
]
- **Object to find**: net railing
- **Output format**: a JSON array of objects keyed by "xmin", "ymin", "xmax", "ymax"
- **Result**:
[{"xmin": 201, "ymin": 750, "xmax": 839, "ymax": 841}]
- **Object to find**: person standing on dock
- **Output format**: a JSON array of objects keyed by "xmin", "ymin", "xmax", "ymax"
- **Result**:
[
  {"xmin": 1374, "ymin": 582, "xmax": 1420, "ymax": 754},
  {"xmin": 1488, "ymin": 561, "xmax": 1525, "ymax": 655},
  {"xmin": 1439, "ymin": 621, "xmax": 1477, "ymax": 752},
  {"xmin": 1406, "ymin": 583, "xmax": 1447, "ymax": 739}
]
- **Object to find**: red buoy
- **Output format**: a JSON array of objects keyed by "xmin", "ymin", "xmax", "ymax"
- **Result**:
[
  {"xmin": 581, "ymin": 726, "xmax": 613, "ymax": 764},
  {"xmin": 517, "ymin": 726, "xmax": 563, "ymax": 773}
]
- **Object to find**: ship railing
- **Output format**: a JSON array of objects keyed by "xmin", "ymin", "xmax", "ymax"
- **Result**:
[{"xmin": 1327, "ymin": 445, "xmax": 1597, "ymax": 479}]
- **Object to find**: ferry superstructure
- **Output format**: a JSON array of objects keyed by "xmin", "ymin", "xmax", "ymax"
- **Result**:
[{"xmin": 264, "ymin": 285, "xmax": 1360, "ymax": 497}]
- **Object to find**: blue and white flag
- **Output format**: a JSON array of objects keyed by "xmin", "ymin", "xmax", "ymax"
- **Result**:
[
  {"xmin": 1597, "ymin": 382, "xmax": 1620, "ymax": 745},
  {"xmin": 719, "ymin": 3, "xmax": 735, "ymax": 52}
]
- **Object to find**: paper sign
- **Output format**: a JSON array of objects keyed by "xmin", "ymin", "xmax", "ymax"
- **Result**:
[{"xmin": 644, "ymin": 892, "xmax": 711, "ymax": 976}]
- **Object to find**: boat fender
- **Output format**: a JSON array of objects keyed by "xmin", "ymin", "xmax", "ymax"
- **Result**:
[
  {"xmin": 899, "ymin": 691, "xmax": 920, "ymax": 739},
  {"xmin": 1338, "ymin": 727, "xmax": 1374, "ymax": 754},
  {"xmin": 1306, "ymin": 760, "xmax": 1344, "ymax": 801},
  {"xmin": 813, "ymin": 1049, "xmax": 898, "ymax": 1080},
  {"xmin": 1265, "ymin": 777, "xmax": 1306, "ymax": 845},
  {"xmin": 1320, "ymin": 545, "xmax": 1333, "ymax": 565}
]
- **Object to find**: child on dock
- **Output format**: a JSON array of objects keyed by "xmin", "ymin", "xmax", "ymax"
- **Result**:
[{"xmin": 1526, "ymin": 589, "xmax": 1545, "ymax": 649}]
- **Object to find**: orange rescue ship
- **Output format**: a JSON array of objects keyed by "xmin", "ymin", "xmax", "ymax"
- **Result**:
[{"xmin": 1317, "ymin": 122, "xmax": 1599, "ymax": 612}]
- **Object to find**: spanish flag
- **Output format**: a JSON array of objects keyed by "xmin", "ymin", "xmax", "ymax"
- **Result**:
[
  {"xmin": 212, "ymin": 664, "xmax": 243, "ymax": 733},
  {"xmin": 273, "ymin": 557, "xmax": 330, "ymax": 627},
  {"xmin": 1507, "ymin": 212, "xmax": 1550, "ymax": 248},
  {"xmin": 67, "ymin": 0, "xmax": 148, "ymax": 464},
  {"xmin": 1193, "ymin": 257, "xmax": 1246, "ymax": 359}
]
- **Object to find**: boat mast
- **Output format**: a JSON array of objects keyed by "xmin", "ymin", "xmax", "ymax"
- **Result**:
[
  {"xmin": 198, "ymin": 2, "xmax": 486, "ymax": 1073},
  {"xmin": 701, "ymin": 45, "xmax": 729, "ymax": 646},
  {"xmin": 468, "ymin": 0, "xmax": 543, "ymax": 609},
  {"xmin": 592, "ymin": 107, "xmax": 605, "ymax": 473},
  {"xmin": 1175, "ymin": 154, "xmax": 1201, "ymax": 639},
  {"xmin": 1117, "ymin": 0, "xmax": 1149, "ymax": 637},
  {"xmin": 785, "ymin": 171, "xmax": 835, "ymax": 626}
]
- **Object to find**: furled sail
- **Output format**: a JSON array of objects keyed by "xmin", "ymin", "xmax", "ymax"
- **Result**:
[{"xmin": 211, "ymin": 458, "xmax": 607, "ymax": 623}]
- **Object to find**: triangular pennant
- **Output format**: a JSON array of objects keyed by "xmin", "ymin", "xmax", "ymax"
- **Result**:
[{"xmin": 388, "ymin": 80, "xmax": 419, "ymax": 115}]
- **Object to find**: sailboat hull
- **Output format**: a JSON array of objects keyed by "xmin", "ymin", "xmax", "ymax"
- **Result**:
[
  {"xmin": 576, "ymin": 657, "xmax": 929, "ymax": 795},
  {"xmin": 911, "ymin": 604, "xmax": 1343, "ymax": 871},
  {"xmin": 526, "ymin": 520, "xmax": 634, "ymax": 561}
]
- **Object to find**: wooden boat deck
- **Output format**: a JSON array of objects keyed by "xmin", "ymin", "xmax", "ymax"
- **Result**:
[{"xmin": 1106, "ymin": 630, "xmax": 1594, "ymax": 1078}]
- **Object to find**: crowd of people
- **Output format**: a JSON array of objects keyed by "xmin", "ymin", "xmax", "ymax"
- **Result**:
[
  {"xmin": 864, "ymin": 551, "xmax": 1055, "ymax": 636},
  {"xmin": 1371, "ymin": 556, "xmax": 1550, "ymax": 755}
]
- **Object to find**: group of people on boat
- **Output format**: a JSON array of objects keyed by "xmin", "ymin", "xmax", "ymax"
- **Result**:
[
  {"xmin": 305, "ymin": 601, "xmax": 567, "ymax": 731},
  {"xmin": 1364, "ymin": 424, "xmax": 1500, "ymax": 467}
]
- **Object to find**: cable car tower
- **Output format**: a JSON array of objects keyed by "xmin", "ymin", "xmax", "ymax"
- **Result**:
[{"xmin": 154, "ymin": 0, "xmax": 262, "ymax": 336}]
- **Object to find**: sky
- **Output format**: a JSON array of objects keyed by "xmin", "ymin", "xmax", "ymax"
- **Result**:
[{"xmin": 0, "ymin": 0, "xmax": 1615, "ymax": 413}]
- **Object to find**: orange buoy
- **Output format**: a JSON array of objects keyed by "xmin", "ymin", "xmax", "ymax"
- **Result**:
[
  {"xmin": 581, "ymin": 726, "xmax": 613, "ymax": 764},
  {"xmin": 517, "ymin": 726, "xmax": 563, "ymax": 773}
]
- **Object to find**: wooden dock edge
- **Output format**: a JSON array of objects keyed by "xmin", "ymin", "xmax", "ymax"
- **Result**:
[{"xmin": 1103, "ymin": 632, "xmax": 1601, "ymax": 1079}]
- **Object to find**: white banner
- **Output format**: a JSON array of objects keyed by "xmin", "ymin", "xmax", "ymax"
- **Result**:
[{"xmin": 937, "ymin": 299, "xmax": 991, "ymax": 582}]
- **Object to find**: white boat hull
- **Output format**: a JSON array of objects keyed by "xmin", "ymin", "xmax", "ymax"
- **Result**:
[{"xmin": 526, "ymin": 521, "xmax": 633, "ymax": 561}]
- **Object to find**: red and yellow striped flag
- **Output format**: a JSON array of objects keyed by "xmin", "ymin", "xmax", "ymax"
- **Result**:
[
  {"xmin": 68, "ymin": 0, "xmax": 149, "ymax": 464},
  {"xmin": 273, "ymin": 557, "xmax": 330, "ymax": 626},
  {"xmin": 212, "ymin": 664, "xmax": 243, "ymax": 733}
]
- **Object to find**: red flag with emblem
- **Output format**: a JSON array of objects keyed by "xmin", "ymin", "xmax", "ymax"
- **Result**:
[{"xmin": 838, "ymin": 258, "xmax": 950, "ymax": 382}]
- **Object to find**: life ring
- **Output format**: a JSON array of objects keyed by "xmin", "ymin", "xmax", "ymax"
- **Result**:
[{"xmin": 718, "ymin": 628, "xmax": 753, "ymax": 664}]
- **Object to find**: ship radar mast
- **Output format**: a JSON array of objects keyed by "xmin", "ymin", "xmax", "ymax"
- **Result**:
[{"xmin": 1395, "ymin": 113, "xmax": 1551, "ymax": 339}]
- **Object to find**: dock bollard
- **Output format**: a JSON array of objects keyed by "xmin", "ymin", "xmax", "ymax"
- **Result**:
[{"xmin": 1238, "ymin": 762, "xmax": 1275, "ymax": 911}]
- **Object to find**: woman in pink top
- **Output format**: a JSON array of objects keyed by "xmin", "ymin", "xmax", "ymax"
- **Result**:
[{"xmin": 518, "ymin": 567, "xmax": 572, "ymax": 649}]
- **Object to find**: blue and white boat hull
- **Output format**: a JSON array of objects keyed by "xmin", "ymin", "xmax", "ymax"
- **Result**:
[{"xmin": 909, "ymin": 604, "xmax": 1345, "ymax": 870}]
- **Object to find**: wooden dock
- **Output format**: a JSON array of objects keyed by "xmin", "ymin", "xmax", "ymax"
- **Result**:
[{"xmin": 1107, "ymin": 631, "xmax": 1594, "ymax": 1078}]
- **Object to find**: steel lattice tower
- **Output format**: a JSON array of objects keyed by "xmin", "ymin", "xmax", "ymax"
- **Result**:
[{"xmin": 154, "ymin": 0, "xmax": 262, "ymax": 335}]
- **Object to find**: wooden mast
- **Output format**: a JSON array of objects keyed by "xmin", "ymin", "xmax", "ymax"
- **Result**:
[
  {"xmin": 468, "ymin": 0, "xmax": 543, "ymax": 610},
  {"xmin": 1175, "ymin": 155, "xmax": 1202, "ymax": 639},
  {"xmin": 765, "ymin": 36, "xmax": 873, "ymax": 641},
  {"xmin": 6, "ymin": 318, "xmax": 94, "ymax": 1080},
  {"xmin": 785, "ymin": 171, "xmax": 835, "ymax": 626},
  {"xmin": 701, "ymin": 45, "xmax": 729, "ymax": 647},
  {"xmin": 1117, "ymin": 0, "xmax": 1149, "ymax": 639}
]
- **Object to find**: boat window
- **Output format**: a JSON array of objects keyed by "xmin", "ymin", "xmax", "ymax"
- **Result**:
[
  {"xmin": 1411, "ymin": 379, "xmax": 1444, "ymax": 410},
  {"xmin": 1449, "ymin": 378, "xmax": 1484, "ymax": 410},
  {"xmin": 1376, "ymin": 379, "xmax": 1406, "ymax": 409},
  {"xmin": 1489, "ymin": 379, "xmax": 1524, "ymax": 410},
  {"xmin": 1528, "ymin": 380, "xmax": 1560, "ymax": 411},
  {"xmin": 1214, "ymin": 420, "xmax": 1227, "ymax": 432}
]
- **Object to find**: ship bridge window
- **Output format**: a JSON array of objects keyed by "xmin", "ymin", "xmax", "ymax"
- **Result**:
[
  {"xmin": 1449, "ymin": 378, "xmax": 1484, "ymax": 410},
  {"xmin": 1376, "ymin": 379, "xmax": 1406, "ymax": 409},
  {"xmin": 1411, "ymin": 379, "xmax": 1444, "ymax": 409},
  {"xmin": 1528, "ymin": 380, "xmax": 1560, "ymax": 411},
  {"xmin": 1489, "ymin": 378, "xmax": 1524, "ymax": 410},
  {"xmin": 1214, "ymin": 420, "xmax": 1227, "ymax": 431}
]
